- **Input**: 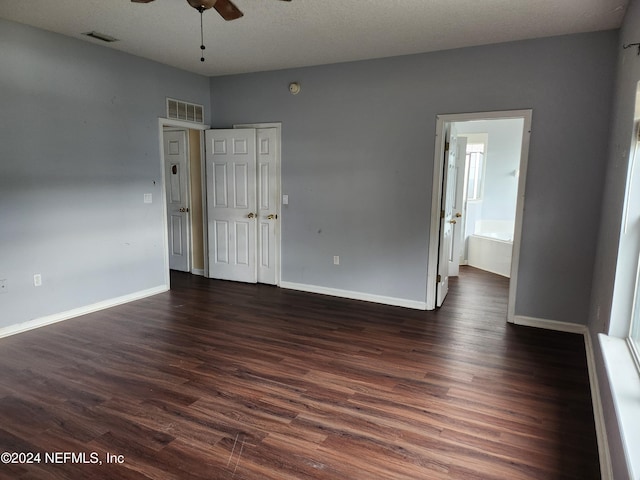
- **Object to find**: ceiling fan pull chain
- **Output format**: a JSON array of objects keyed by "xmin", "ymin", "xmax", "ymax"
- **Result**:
[{"xmin": 199, "ymin": 7, "xmax": 205, "ymax": 62}]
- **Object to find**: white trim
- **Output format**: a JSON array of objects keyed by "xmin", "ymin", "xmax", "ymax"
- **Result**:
[
  {"xmin": 511, "ymin": 315, "xmax": 588, "ymax": 334},
  {"xmin": 0, "ymin": 286, "xmax": 168, "ymax": 339},
  {"xmin": 427, "ymin": 110, "xmax": 532, "ymax": 317},
  {"xmin": 191, "ymin": 268, "xmax": 205, "ymax": 276},
  {"xmin": 584, "ymin": 332, "xmax": 614, "ymax": 480},
  {"xmin": 159, "ymin": 117, "xmax": 209, "ymax": 131},
  {"xmin": 507, "ymin": 112, "xmax": 532, "ymax": 323},
  {"xmin": 199, "ymin": 130, "xmax": 209, "ymax": 278},
  {"xmin": 280, "ymin": 281, "xmax": 427, "ymax": 310},
  {"xmin": 599, "ymin": 334, "xmax": 639, "ymax": 480},
  {"xmin": 158, "ymin": 118, "xmax": 211, "ymax": 286}
]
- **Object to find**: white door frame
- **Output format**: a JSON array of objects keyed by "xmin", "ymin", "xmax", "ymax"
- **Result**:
[
  {"xmin": 233, "ymin": 122, "xmax": 282, "ymax": 286},
  {"xmin": 158, "ymin": 118, "xmax": 210, "ymax": 287},
  {"xmin": 426, "ymin": 110, "xmax": 532, "ymax": 323}
]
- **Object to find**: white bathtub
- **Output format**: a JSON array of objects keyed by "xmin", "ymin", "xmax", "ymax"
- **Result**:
[{"xmin": 467, "ymin": 232, "xmax": 513, "ymax": 277}]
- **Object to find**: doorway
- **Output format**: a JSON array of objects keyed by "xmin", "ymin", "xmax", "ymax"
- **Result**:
[{"xmin": 426, "ymin": 110, "xmax": 532, "ymax": 322}]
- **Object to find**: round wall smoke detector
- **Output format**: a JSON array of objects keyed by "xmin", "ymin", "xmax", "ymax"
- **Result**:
[{"xmin": 289, "ymin": 82, "xmax": 301, "ymax": 95}]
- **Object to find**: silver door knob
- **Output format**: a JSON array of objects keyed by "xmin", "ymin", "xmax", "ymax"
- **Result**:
[{"xmin": 247, "ymin": 212, "xmax": 255, "ymax": 219}]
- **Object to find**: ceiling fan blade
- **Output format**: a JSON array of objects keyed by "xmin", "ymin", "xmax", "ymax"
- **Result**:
[
  {"xmin": 131, "ymin": 0, "xmax": 155, "ymax": 3},
  {"xmin": 213, "ymin": 0, "xmax": 244, "ymax": 21}
]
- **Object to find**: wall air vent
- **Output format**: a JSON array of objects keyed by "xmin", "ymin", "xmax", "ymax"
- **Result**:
[
  {"xmin": 82, "ymin": 31, "xmax": 119, "ymax": 43},
  {"xmin": 167, "ymin": 98, "xmax": 204, "ymax": 124}
]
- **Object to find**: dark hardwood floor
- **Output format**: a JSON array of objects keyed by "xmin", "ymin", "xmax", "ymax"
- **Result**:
[{"xmin": 0, "ymin": 267, "xmax": 599, "ymax": 479}]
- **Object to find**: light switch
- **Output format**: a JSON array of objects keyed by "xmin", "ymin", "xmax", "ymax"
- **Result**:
[
  {"xmin": 144, "ymin": 193, "xmax": 152, "ymax": 204},
  {"xmin": 282, "ymin": 194, "xmax": 289, "ymax": 205}
]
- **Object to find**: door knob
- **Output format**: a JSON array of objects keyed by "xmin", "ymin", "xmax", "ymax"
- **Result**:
[
  {"xmin": 267, "ymin": 214, "xmax": 277, "ymax": 220},
  {"xmin": 179, "ymin": 207, "xmax": 189, "ymax": 213},
  {"xmin": 247, "ymin": 212, "xmax": 255, "ymax": 219},
  {"xmin": 449, "ymin": 219, "xmax": 457, "ymax": 224},
  {"xmin": 455, "ymin": 212, "xmax": 462, "ymax": 218}
]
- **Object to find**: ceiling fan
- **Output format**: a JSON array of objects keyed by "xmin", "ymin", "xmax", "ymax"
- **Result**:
[{"xmin": 131, "ymin": 0, "xmax": 291, "ymax": 61}]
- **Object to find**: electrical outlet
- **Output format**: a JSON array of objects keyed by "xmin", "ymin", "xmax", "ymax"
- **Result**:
[
  {"xmin": 33, "ymin": 274, "xmax": 42, "ymax": 287},
  {"xmin": 144, "ymin": 193, "xmax": 153, "ymax": 204},
  {"xmin": 333, "ymin": 256, "xmax": 340, "ymax": 265},
  {"xmin": 0, "ymin": 279, "xmax": 7, "ymax": 294}
]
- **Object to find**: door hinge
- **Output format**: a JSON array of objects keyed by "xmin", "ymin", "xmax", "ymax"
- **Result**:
[
  {"xmin": 440, "ymin": 209, "xmax": 445, "ymax": 219},
  {"xmin": 444, "ymin": 141, "xmax": 450, "ymax": 153},
  {"xmin": 437, "ymin": 274, "xmax": 442, "ymax": 283}
]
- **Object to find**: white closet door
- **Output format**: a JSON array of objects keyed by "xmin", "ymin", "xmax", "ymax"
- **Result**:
[{"xmin": 205, "ymin": 129, "xmax": 257, "ymax": 283}]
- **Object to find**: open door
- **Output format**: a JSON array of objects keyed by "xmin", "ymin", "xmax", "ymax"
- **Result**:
[
  {"xmin": 449, "ymin": 135, "xmax": 467, "ymax": 277},
  {"xmin": 436, "ymin": 125, "xmax": 458, "ymax": 306},
  {"xmin": 163, "ymin": 129, "xmax": 190, "ymax": 272},
  {"xmin": 205, "ymin": 129, "xmax": 258, "ymax": 283}
]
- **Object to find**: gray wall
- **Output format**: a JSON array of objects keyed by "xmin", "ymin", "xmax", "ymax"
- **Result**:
[
  {"xmin": 589, "ymin": 0, "xmax": 640, "ymax": 478},
  {"xmin": 210, "ymin": 31, "xmax": 616, "ymax": 322},
  {"xmin": 0, "ymin": 19, "xmax": 210, "ymax": 329}
]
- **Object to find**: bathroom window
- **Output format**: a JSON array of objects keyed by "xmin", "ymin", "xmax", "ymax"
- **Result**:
[{"xmin": 465, "ymin": 143, "xmax": 485, "ymax": 201}]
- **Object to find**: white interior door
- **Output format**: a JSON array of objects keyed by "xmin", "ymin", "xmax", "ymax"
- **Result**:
[
  {"xmin": 449, "ymin": 135, "xmax": 467, "ymax": 277},
  {"xmin": 164, "ymin": 129, "xmax": 190, "ymax": 272},
  {"xmin": 256, "ymin": 128, "xmax": 279, "ymax": 285},
  {"xmin": 205, "ymin": 129, "xmax": 257, "ymax": 283},
  {"xmin": 436, "ymin": 125, "xmax": 458, "ymax": 306}
]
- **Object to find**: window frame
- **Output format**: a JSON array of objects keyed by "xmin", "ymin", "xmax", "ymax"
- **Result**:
[
  {"xmin": 465, "ymin": 146, "xmax": 485, "ymax": 201},
  {"xmin": 628, "ymin": 253, "xmax": 640, "ymax": 372},
  {"xmin": 460, "ymin": 136, "xmax": 488, "ymax": 204}
]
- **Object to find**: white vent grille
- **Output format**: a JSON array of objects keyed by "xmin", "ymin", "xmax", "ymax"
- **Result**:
[{"xmin": 167, "ymin": 98, "xmax": 204, "ymax": 124}]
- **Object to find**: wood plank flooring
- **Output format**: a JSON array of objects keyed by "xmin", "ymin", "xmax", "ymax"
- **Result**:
[{"xmin": 0, "ymin": 267, "xmax": 599, "ymax": 479}]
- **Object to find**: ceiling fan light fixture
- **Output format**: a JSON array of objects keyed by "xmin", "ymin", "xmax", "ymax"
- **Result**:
[
  {"xmin": 186, "ymin": 0, "xmax": 218, "ymax": 10},
  {"xmin": 130, "ymin": 0, "xmax": 288, "ymax": 63}
]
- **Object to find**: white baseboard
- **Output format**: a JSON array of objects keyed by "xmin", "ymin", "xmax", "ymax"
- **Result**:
[
  {"xmin": 0, "ymin": 285, "xmax": 169, "ymax": 339},
  {"xmin": 191, "ymin": 268, "xmax": 205, "ymax": 276},
  {"xmin": 280, "ymin": 281, "xmax": 427, "ymax": 310},
  {"xmin": 511, "ymin": 315, "xmax": 612, "ymax": 480},
  {"xmin": 511, "ymin": 315, "xmax": 588, "ymax": 334}
]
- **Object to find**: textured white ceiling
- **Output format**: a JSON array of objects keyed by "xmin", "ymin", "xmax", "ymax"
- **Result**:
[{"xmin": 0, "ymin": 0, "xmax": 628, "ymax": 76}]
